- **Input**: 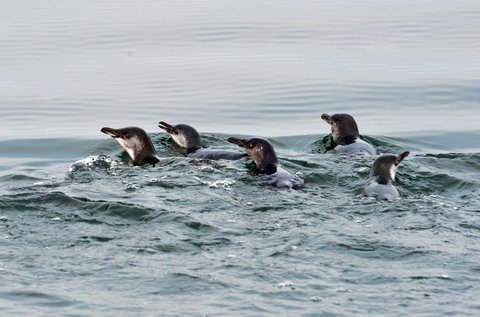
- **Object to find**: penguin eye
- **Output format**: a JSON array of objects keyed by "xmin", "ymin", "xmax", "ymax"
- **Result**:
[
  {"xmin": 248, "ymin": 143, "xmax": 254, "ymax": 149},
  {"xmin": 125, "ymin": 133, "xmax": 132, "ymax": 139}
]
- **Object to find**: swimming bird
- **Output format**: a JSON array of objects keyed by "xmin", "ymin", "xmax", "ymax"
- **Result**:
[
  {"xmin": 101, "ymin": 126, "xmax": 175, "ymax": 166},
  {"xmin": 227, "ymin": 136, "xmax": 304, "ymax": 189},
  {"xmin": 362, "ymin": 151, "xmax": 410, "ymax": 200},
  {"xmin": 159, "ymin": 121, "xmax": 246, "ymax": 160},
  {"xmin": 321, "ymin": 113, "xmax": 376, "ymax": 156}
]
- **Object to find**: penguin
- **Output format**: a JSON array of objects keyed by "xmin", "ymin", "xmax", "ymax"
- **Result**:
[
  {"xmin": 158, "ymin": 121, "xmax": 246, "ymax": 160},
  {"xmin": 362, "ymin": 151, "xmax": 410, "ymax": 200},
  {"xmin": 227, "ymin": 136, "xmax": 304, "ymax": 189},
  {"xmin": 321, "ymin": 113, "xmax": 376, "ymax": 156},
  {"xmin": 101, "ymin": 126, "xmax": 176, "ymax": 166}
]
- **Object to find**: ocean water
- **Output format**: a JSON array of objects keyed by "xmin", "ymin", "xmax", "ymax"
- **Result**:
[{"xmin": 1, "ymin": 1, "xmax": 480, "ymax": 316}]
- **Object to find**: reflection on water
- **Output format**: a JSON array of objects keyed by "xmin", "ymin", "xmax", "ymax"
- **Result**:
[{"xmin": 1, "ymin": 0, "xmax": 479, "ymax": 140}]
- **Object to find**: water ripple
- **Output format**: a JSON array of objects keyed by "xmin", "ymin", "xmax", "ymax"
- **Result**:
[{"xmin": 2, "ymin": 1, "xmax": 480, "ymax": 315}]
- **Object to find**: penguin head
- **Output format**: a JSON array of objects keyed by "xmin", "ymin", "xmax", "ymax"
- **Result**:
[
  {"xmin": 227, "ymin": 137, "xmax": 278, "ymax": 174},
  {"xmin": 321, "ymin": 113, "xmax": 360, "ymax": 145},
  {"xmin": 158, "ymin": 121, "xmax": 201, "ymax": 151},
  {"xmin": 369, "ymin": 151, "xmax": 410, "ymax": 184},
  {"xmin": 101, "ymin": 126, "xmax": 159, "ymax": 166}
]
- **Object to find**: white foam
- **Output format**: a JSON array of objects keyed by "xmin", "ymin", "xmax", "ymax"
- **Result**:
[{"xmin": 208, "ymin": 179, "xmax": 235, "ymax": 189}]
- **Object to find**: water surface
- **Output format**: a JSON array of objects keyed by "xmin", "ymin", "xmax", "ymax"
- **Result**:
[{"xmin": 1, "ymin": 1, "xmax": 480, "ymax": 316}]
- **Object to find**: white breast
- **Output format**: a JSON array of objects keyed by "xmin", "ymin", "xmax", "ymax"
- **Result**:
[
  {"xmin": 268, "ymin": 166, "xmax": 304, "ymax": 189},
  {"xmin": 334, "ymin": 139, "xmax": 376, "ymax": 156},
  {"xmin": 362, "ymin": 179, "xmax": 400, "ymax": 201}
]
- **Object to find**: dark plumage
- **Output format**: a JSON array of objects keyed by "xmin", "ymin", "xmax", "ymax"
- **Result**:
[
  {"xmin": 227, "ymin": 137, "xmax": 304, "ymax": 189},
  {"xmin": 159, "ymin": 121, "xmax": 246, "ymax": 160}
]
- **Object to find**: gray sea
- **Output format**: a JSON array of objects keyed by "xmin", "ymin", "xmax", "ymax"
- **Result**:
[{"xmin": 1, "ymin": 1, "xmax": 480, "ymax": 316}]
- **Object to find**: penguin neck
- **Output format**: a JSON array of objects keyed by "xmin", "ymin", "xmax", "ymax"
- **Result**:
[
  {"xmin": 337, "ymin": 134, "xmax": 358, "ymax": 145},
  {"xmin": 371, "ymin": 166, "xmax": 396, "ymax": 185},
  {"xmin": 374, "ymin": 175, "xmax": 393, "ymax": 185},
  {"xmin": 134, "ymin": 153, "xmax": 160, "ymax": 167},
  {"xmin": 257, "ymin": 159, "xmax": 278, "ymax": 175},
  {"xmin": 182, "ymin": 145, "xmax": 202, "ymax": 155},
  {"xmin": 172, "ymin": 133, "xmax": 201, "ymax": 153}
]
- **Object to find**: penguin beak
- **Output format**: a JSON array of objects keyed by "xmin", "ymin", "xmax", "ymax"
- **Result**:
[
  {"xmin": 321, "ymin": 113, "xmax": 333, "ymax": 125},
  {"xmin": 395, "ymin": 151, "xmax": 410, "ymax": 165},
  {"xmin": 158, "ymin": 121, "xmax": 178, "ymax": 134},
  {"xmin": 227, "ymin": 137, "xmax": 247, "ymax": 148},
  {"xmin": 101, "ymin": 127, "xmax": 122, "ymax": 138}
]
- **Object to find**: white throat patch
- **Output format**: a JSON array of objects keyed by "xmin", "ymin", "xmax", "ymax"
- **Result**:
[
  {"xmin": 389, "ymin": 164, "xmax": 397, "ymax": 181},
  {"xmin": 172, "ymin": 133, "xmax": 189, "ymax": 148},
  {"xmin": 116, "ymin": 138, "xmax": 137, "ymax": 161}
]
